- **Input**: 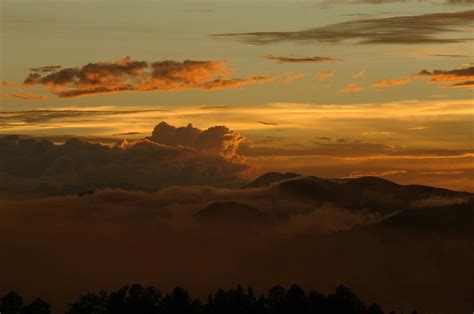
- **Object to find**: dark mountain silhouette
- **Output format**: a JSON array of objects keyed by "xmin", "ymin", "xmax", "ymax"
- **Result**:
[
  {"xmin": 277, "ymin": 176, "xmax": 339, "ymax": 200},
  {"xmin": 242, "ymin": 172, "xmax": 302, "ymax": 188},
  {"xmin": 375, "ymin": 199, "xmax": 474, "ymax": 233},
  {"xmin": 194, "ymin": 201, "xmax": 271, "ymax": 224},
  {"xmin": 272, "ymin": 175, "xmax": 471, "ymax": 212}
]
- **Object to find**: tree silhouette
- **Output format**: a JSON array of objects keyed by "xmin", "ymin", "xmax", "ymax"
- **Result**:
[
  {"xmin": 126, "ymin": 284, "xmax": 161, "ymax": 314},
  {"xmin": 285, "ymin": 284, "xmax": 309, "ymax": 314},
  {"xmin": 206, "ymin": 285, "xmax": 266, "ymax": 314},
  {"xmin": 1, "ymin": 291, "xmax": 23, "ymax": 314},
  {"xmin": 327, "ymin": 284, "xmax": 367, "ymax": 314},
  {"xmin": 307, "ymin": 290, "xmax": 327, "ymax": 313},
  {"xmin": 367, "ymin": 303, "xmax": 384, "ymax": 314},
  {"xmin": 20, "ymin": 298, "xmax": 51, "ymax": 314},
  {"xmin": 161, "ymin": 287, "xmax": 201, "ymax": 314},
  {"xmin": 2, "ymin": 283, "xmax": 416, "ymax": 314},
  {"xmin": 67, "ymin": 291, "xmax": 107, "ymax": 314},
  {"xmin": 267, "ymin": 285, "xmax": 287, "ymax": 314}
]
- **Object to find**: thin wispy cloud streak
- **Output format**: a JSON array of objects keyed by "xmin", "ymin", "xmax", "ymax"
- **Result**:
[
  {"xmin": 213, "ymin": 10, "xmax": 474, "ymax": 45},
  {"xmin": 264, "ymin": 55, "xmax": 341, "ymax": 63}
]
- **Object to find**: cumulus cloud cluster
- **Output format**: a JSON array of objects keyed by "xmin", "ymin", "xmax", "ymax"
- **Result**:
[
  {"xmin": 21, "ymin": 57, "xmax": 273, "ymax": 98},
  {"xmin": 147, "ymin": 122, "xmax": 244, "ymax": 160},
  {"xmin": 0, "ymin": 122, "xmax": 249, "ymax": 196},
  {"xmin": 213, "ymin": 10, "xmax": 473, "ymax": 45}
]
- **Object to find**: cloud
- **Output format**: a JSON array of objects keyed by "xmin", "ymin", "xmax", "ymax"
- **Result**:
[
  {"xmin": 1, "ymin": 184, "xmax": 473, "ymax": 314},
  {"xmin": 1, "ymin": 184, "xmax": 472, "ymax": 314},
  {"xmin": 0, "ymin": 92, "xmax": 46, "ymax": 101},
  {"xmin": 202, "ymin": 76, "xmax": 275, "ymax": 90},
  {"xmin": 417, "ymin": 170, "xmax": 465, "ymax": 175},
  {"xmin": 426, "ymin": 54, "xmax": 472, "ymax": 58},
  {"xmin": 264, "ymin": 55, "xmax": 340, "ymax": 63},
  {"xmin": 417, "ymin": 66, "xmax": 474, "ymax": 81},
  {"xmin": 449, "ymin": 80, "xmax": 474, "ymax": 87},
  {"xmin": 372, "ymin": 78, "xmax": 413, "ymax": 87},
  {"xmin": 21, "ymin": 57, "xmax": 273, "ymax": 98},
  {"xmin": 417, "ymin": 66, "xmax": 474, "ymax": 88},
  {"xmin": 326, "ymin": 0, "xmax": 474, "ymax": 5},
  {"xmin": 113, "ymin": 131, "xmax": 142, "ymax": 136},
  {"xmin": 282, "ymin": 72, "xmax": 305, "ymax": 84},
  {"xmin": 361, "ymin": 131, "xmax": 394, "ymax": 135},
  {"xmin": 314, "ymin": 136, "xmax": 332, "ymax": 141},
  {"xmin": 147, "ymin": 121, "xmax": 244, "ymax": 160},
  {"xmin": 407, "ymin": 126, "xmax": 428, "ymax": 131},
  {"xmin": 315, "ymin": 70, "xmax": 335, "ymax": 81},
  {"xmin": 339, "ymin": 83, "xmax": 365, "ymax": 93},
  {"xmin": 258, "ymin": 121, "xmax": 278, "ymax": 126},
  {"xmin": 30, "ymin": 65, "xmax": 62, "ymax": 73},
  {"xmin": 372, "ymin": 66, "xmax": 473, "ymax": 89},
  {"xmin": 213, "ymin": 10, "xmax": 474, "ymax": 45},
  {"xmin": 445, "ymin": 0, "xmax": 474, "ymax": 4},
  {"xmin": 352, "ymin": 70, "xmax": 366, "ymax": 79},
  {"xmin": 0, "ymin": 122, "xmax": 250, "ymax": 196},
  {"xmin": 348, "ymin": 170, "xmax": 407, "ymax": 178}
]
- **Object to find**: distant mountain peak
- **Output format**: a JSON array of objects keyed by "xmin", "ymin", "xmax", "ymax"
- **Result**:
[{"xmin": 242, "ymin": 172, "xmax": 302, "ymax": 189}]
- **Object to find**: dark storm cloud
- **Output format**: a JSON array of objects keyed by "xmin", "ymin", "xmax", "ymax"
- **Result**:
[
  {"xmin": 0, "ymin": 122, "xmax": 249, "ymax": 196},
  {"xmin": 21, "ymin": 57, "xmax": 273, "ymax": 98},
  {"xmin": 263, "ymin": 55, "xmax": 341, "ymax": 63},
  {"xmin": 148, "ymin": 122, "xmax": 244, "ymax": 160},
  {"xmin": 213, "ymin": 10, "xmax": 474, "ymax": 45}
]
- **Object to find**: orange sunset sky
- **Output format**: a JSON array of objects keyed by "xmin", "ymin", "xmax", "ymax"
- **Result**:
[{"xmin": 1, "ymin": 0, "xmax": 473, "ymax": 191}]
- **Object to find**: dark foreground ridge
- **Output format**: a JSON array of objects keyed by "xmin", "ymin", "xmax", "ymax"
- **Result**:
[{"xmin": 1, "ymin": 284, "xmax": 419, "ymax": 314}]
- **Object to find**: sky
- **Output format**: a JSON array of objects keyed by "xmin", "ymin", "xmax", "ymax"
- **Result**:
[{"xmin": 0, "ymin": 0, "xmax": 473, "ymax": 191}]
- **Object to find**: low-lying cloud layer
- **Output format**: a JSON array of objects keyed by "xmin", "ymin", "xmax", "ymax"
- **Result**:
[
  {"xmin": 0, "ymin": 179, "xmax": 472, "ymax": 313},
  {"xmin": 20, "ymin": 57, "xmax": 273, "ymax": 98},
  {"xmin": 213, "ymin": 10, "xmax": 474, "ymax": 45}
]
